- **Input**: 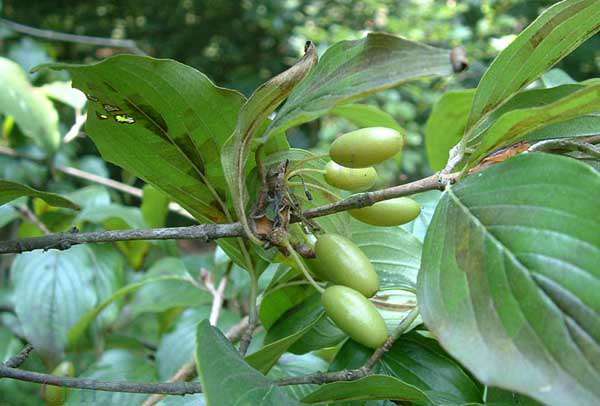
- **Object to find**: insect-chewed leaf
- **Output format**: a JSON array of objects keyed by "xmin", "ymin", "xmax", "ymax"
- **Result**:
[
  {"xmin": 38, "ymin": 55, "xmax": 245, "ymax": 225},
  {"xmin": 38, "ymin": 55, "xmax": 255, "ymax": 267}
]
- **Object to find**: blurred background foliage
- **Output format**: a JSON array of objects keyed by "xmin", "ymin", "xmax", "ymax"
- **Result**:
[{"xmin": 1, "ymin": 0, "xmax": 598, "ymax": 184}]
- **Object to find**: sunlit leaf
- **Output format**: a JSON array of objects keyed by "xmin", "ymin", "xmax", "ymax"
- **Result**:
[
  {"xmin": 469, "ymin": 82, "xmax": 600, "ymax": 164},
  {"xmin": 425, "ymin": 90, "xmax": 474, "ymax": 171},
  {"xmin": 0, "ymin": 57, "xmax": 59, "ymax": 151},
  {"xmin": 466, "ymin": 0, "xmax": 600, "ymax": 130}
]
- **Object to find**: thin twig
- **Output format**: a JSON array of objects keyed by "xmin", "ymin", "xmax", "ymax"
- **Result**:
[
  {"xmin": 0, "ymin": 172, "xmax": 451, "ymax": 255},
  {"xmin": 13, "ymin": 205, "xmax": 50, "ymax": 235},
  {"xmin": 4, "ymin": 344, "xmax": 34, "ymax": 368},
  {"xmin": 301, "ymin": 173, "xmax": 451, "ymax": 220},
  {"xmin": 361, "ymin": 307, "xmax": 420, "ymax": 372},
  {"xmin": 238, "ymin": 302, "xmax": 258, "ymax": 356},
  {"xmin": 0, "ymin": 18, "xmax": 145, "ymax": 55},
  {"xmin": 278, "ymin": 308, "xmax": 420, "ymax": 386},
  {"xmin": 0, "ymin": 223, "xmax": 243, "ymax": 255},
  {"xmin": 0, "ymin": 310, "xmax": 418, "ymax": 395},
  {"xmin": 284, "ymin": 239, "xmax": 324, "ymax": 293},
  {"xmin": 0, "ymin": 146, "xmax": 194, "ymax": 219},
  {"xmin": 0, "ymin": 364, "xmax": 201, "ymax": 395},
  {"xmin": 209, "ymin": 275, "xmax": 228, "ymax": 326}
]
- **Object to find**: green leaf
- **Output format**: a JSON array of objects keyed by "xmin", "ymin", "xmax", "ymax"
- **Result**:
[
  {"xmin": 87, "ymin": 244, "xmax": 125, "ymax": 328},
  {"xmin": 524, "ymin": 114, "xmax": 600, "ymax": 142},
  {"xmin": 418, "ymin": 153, "xmax": 600, "ymax": 405},
  {"xmin": 289, "ymin": 315, "xmax": 346, "ymax": 355},
  {"xmin": 196, "ymin": 320, "xmax": 298, "ymax": 406},
  {"xmin": 141, "ymin": 184, "xmax": 170, "ymax": 228},
  {"xmin": 467, "ymin": 83, "xmax": 593, "ymax": 146},
  {"xmin": 11, "ymin": 246, "xmax": 99, "ymax": 362},
  {"xmin": 0, "ymin": 57, "xmax": 60, "ymax": 151},
  {"xmin": 351, "ymin": 220, "xmax": 422, "ymax": 291},
  {"xmin": 156, "ymin": 306, "xmax": 238, "ymax": 380},
  {"xmin": 0, "ymin": 327, "xmax": 41, "ymax": 404},
  {"xmin": 221, "ymin": 43, "xmax": 317, "ymax": 241},
  {"xmin": 264, "ymin": 293, "xmax": 344, "ymax": 355},
  {"xmin": 425, "ymin": 90, "xmax": 475, "ymax": 171},
  {"xmin": 259, "ymin": 283, "xmax": 314, "ymax": 330},
  {"xmin": 468, "ymin": 82, "xmax": 600, "ymax": 164},
  {"xmin": 401, "ymin": 190, "xmax": 442, "ymax": 242},
  {"xmin": 485, "ymin": 387, "xmax": 541, "ymax": 405},
  {"xmin": 330, "ymin": 336, "xmax": 481, "ymax": 403},
  {"xmin": 301, "ymin": 375, "xmax": 436, "ymax": 404},
  {"xmin": 245, "ymin": 311, "xmax": 323, "ymax": 374},
  {"xmin": 466, "ymin": 0, "xmax": 600, "ymax": 130},
  {"xmin": 0, "ymin": 204, "xmax": 19, "ymax": 228},
  {"xmin": 380, "ymin": 333, "xmax": 482, "ymax": 402},
  {"xmin": 40, "ymin": 55, "xmax": 242, "ymax": 223},
  {"xmin": 160, "ymin": 394, "xmax": 206, "ymax": 405},
  {"xmin": 266, "ymin": 33, "xmax": 454, "ymax": 138},
  {"xmin": 0, "ymin": 327, "xmax": 22, "ymax": 364},
  {"xmin": 68, "ymin": 274, "xmax": 197, "ymax": 347},
  {"xmin": 66, "ymin": 350, "xmax": 156, "ymax": 405},
  {"xmin": 0, "ymin": 179, "xmax": 79, "ymax": 209},
  {"xmin": 130, "ymin": 257, "xmax": 212, "ymax": 317},
  {"xmin": 330, "ymin": 103, "xmax": 404, "ymax": 132}
]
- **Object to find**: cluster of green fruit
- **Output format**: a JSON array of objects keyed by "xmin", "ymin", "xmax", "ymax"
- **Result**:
[
  {"xmin": 305, "ymin": 128, "xmax": 422, "ymax": 349},
  {"xmin": 324, "ymin": 127, "xmax": 421, "ymax": 226}
]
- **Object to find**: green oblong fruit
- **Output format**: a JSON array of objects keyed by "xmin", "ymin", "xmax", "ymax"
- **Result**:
[
  {"xmin": 350, "ymin": 197, "xmax": 421, "ymax": 226},
  {"xmin": 312, "ymin": 233, "xmax": 379, "ymax": 297},
  {"xmin": 324, "ymin": 161, "xmax": 377, "ymax": 191},
  {"xmin": 43, "ymin": 361, "xmax": 75, "ymax": 406},
  {"xmin": 322, "ymin": 285, "xmax": 389, "ymax": 349},
  {"xmin": 330, "ymin": 127, "xmax": 403, "ymax": 168}
]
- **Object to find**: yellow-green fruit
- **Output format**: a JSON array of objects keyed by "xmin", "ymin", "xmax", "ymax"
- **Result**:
[
  {"xmin": 322, "ymin": 285, "xmax": 389, "ymax": 349},
  {"xmin": 43, "ymin": 361, "xmax": 75, "ymax": 406},
  {"xmin": 330, "ymin": 127, "xmax": 403, "ymax": 168},
  {"xmin": 313, "ymin": 234, "xmax": 379, "ymax": 297},
  {"xmin": 324, "ymin": 161, "xmax": 377, "ymax": 191},
  {"xmin": 350, "ymin": 197, "xmax": 421, "ymax": 226}
]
